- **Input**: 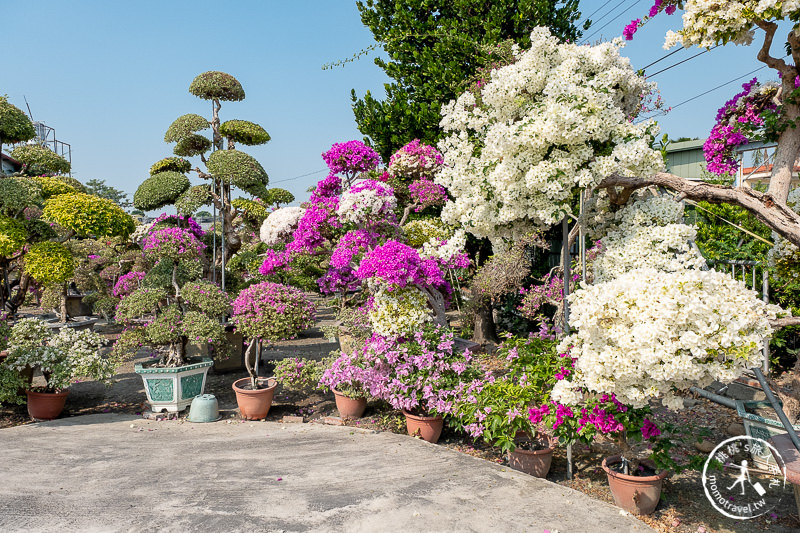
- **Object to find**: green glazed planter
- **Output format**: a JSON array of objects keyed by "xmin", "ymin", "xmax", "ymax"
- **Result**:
[{"xmin": 135, "ymin": 357, "xmax": 213, "ymax": 413}]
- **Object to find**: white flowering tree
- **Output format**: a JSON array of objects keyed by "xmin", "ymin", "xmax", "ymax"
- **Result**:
[{"xmin": 438, "ymin": 26, "xmax": 792, "ymax": 409}]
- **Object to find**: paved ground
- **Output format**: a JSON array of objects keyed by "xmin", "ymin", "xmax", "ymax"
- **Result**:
[{"xmin": 0, "ymin": 414, "xmax": 654, "ymax": 533}]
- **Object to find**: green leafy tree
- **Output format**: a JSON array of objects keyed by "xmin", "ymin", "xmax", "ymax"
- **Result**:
[
  {"xmin": 84, "ymin": 178, "xmax": 131, "ymax": 208},
  {"xmin": 10, "ymin": 144, "xmax": 71, "ymax": 176},
  {"xmin": 0, "ymin": 96, "xmax": 36, "ymax": 160},
  {"xmin": 350, "ymin": 0, "xmax": 583, "ymax": 159},
  {"xmin": 134, "ymin": 71, "xmax": 270, "ymax": 263}
]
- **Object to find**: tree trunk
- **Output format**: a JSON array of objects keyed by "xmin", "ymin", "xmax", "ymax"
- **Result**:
[
  {"xmin": 767, "ymin": 101, "xmax": 800, "ymax": 203},
  {"xmin": 60, "ymin": 282, "xmax": 68, "ymax": 323},
  {"xmin": 165, "ymin": 336, "xmax": 188, "ymax": 367},
  {"xmin": 472, "ymin": 301, "xmax": 498, "ymax": 345}
]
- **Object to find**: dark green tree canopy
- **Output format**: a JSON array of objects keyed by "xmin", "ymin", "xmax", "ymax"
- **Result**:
[
  {"xmin": 175, "ymin": 184, "xmax": 211, "ymax": 215},
  {"xmin": 189, "ymin": 71, "xmax": 245, "ymax": 101},
  {"xmin": 0, "ymin": 96, "xmax": 36, "ymax": 145},
  {"xmin": 219, "ymin": 120, "xmax": 271, "ymax": 146},
  {"xmin": 164, "ymin": 114, "xmax": 209, "ymax": 143},
  {"xmin": 173, "ymin": 134, "xmax": 212, "ymax": 157},
  {"xmin": 85, "ymin": 178, "xmax": 130, "ymax": 207},
  {"xmin": 206, "ymin": 149, "xmax": 268, "ymax": 189},
  {"xmin": 133, "ymin": 171, "xmax": 191, "ymax": 211},
  {"xmin": 150, "ymin": 156, "xmax": 192, "ymax": 175},
  {"xmin": 352, "ymin": 0, "xmax": 583, "ymax": 159},
  {"xmin": 10, "ymin": 144, "xmax": 71, "ymax": 176}
]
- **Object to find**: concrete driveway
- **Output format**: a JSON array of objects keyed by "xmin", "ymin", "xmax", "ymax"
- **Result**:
[{"xmin": 0, "ymin": 414, "xmax": 653, "ymax": 532}]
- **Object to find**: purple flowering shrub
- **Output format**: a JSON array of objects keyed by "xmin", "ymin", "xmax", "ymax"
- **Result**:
[
  {"xmin": 359, "ymin": 325, "xmax": 482, "ymax": 417},
  {"xmin": 408, "ymin": 179, "xmax": 447, "ymax": 212},
  {"xmin": 150, "ymin": 213, "xmax": 205, "ymax": 240},
  {"xmin": 113, "ymin": 271, "xmax": 146, "ymax": 298},
  {"xmin": 319, "ymin": 349, "xmax": 375, "ymax": 399},
  {"xmin": 143, "ymin": 227, "xmax": 206, "ymax": 261},
  {"xmin": 356, "ymin": 240, "xmax": 447, "ymax": 290},
  {"xmin": 274, "ymin": 356, "xmax": 328, "ymax": 393},
  {"xmin": 388, "ymin": 139, "xmax": 444, "ymax": 181},
  {"xmin": 321, "ymin": 140, "xmax": 382, "ymax": 186},
  {"xmin": 232, "ymin": 281, "xmax": 316, "ymax": 386}
]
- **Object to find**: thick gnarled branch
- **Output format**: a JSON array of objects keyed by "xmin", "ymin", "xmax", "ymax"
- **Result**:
[{"xmin": 598, "ymin": 172, "xmax": 800, "ymax": 247}]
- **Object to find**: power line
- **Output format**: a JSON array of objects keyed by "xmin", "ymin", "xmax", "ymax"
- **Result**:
[
  {"xmin": 640, "ymin": 46, "xmax": 684, "ymax": 71},
  {"xmin": 577, "ymin": 0, "xmax": 615, "ymax": 30},
  {"xmin": 582, "ymin": 0, "xmax": 627, "ymax": 36},
  {"xmin": 581, "ymin": 0, "xmax": 644, "ymax": 44},
  {"xmin": 635, "ymin": 61, "xmax": 776, "ymax": 123},
  {"xmin": 647, "ymin": 45, "xmax": 718, "ymax": 77},
  {"xmin": 270, "ymin": 167, "xmax": 328, "ymax": 184}
]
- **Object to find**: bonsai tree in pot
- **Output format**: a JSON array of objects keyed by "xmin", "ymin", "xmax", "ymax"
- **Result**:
[
  {"xmin": 113, "ymin": 226, "xmax": 230, "ymax": 367},
  {"xmin": 451, "ymin": 331, "xmax": 562, "ymax": 477},
  {"xmin": 0, "ymin": 317, "xmax": 118, "ymax": 419},
  {"xmin": 360, "ymin": 324, "xmax": 482, "ymax": 443},
  {"xmin": 230, "ymin": 281, "xmax": 315, "ymax": 419},
  {"xmin": 319, "ymin": 349, "xmax": 375, "ymax": 420}
]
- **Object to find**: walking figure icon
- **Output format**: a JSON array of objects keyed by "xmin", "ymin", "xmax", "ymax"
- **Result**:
[{"xmin": 726, "ymin": 460, "xmax": 766, "ymax": 496}]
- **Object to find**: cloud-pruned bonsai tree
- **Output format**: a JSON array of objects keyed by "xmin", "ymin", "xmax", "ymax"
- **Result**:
[
  {"xmin": 10, "ymin": 144, "xmax": 71, "ymax": 176},
  {"xmin": 134, "ymin": 71, "xmax": 271, "ymax": 262},
  {"xmin": 0, "ymin": 96, "xmax": 36, "ymax": 157},
  {"xmin": 113, "ymin": 225, "xmax": 231, "ymax": 368}
]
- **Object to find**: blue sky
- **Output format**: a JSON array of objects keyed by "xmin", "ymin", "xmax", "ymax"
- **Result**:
[{"xmin": 0, "ymin": 1, "xmax": 785, "ymax": 209}]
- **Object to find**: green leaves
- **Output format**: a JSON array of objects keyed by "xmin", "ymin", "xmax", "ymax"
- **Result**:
[
  {"xmin": 150, "ymin": 156, "xmax": 192, "ymax": 175},
  {"xmin": 0, "ymin": 96, "xmax": 35, "ymax": 145},
  {"xmin": 207, "ymin": 149, "xmax": 268, "ymax": 189},
  {"xmin": 10, "ymin": 144, "xmax": 71, "ymax": 176},
  {"xmin": 219, "ymin": 119, "xmax": 270, "ymax": 146},
  {"xmin": 25, "ymin": 241, "xmax": 74, "ymax": 285},
  {"xmin": 189, "ymin": 71, "xmax": 245, "ymax": 101},
  {"xmin": 133, "ymin": 171, "xmax": 191, "ymax": 211},
  {"xmin": 164, "ymin": 114, "xmax": 209, "ymax": 143},
  {"xmin": 173, "ymin": 134, "xmax": 212, "ymax": 157},
  {"xmin": 43, "ymin": 192, "xmax": 135, "ymax": 238}
]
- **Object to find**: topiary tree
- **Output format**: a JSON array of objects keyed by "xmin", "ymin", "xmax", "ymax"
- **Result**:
[
  {"xmin": 10, "ymin": 144, "xmax": 71, "ymax": 176},
  {"xmin": 113, "ymin": 227, "xmax": 230, "ymax": 368},
  {"xmin": 0, "ymin": 96, "xmax": 36, "ymax": 159},
  {"xmin": 37, "ymin": 192, "xmax": 135, "ymax": 321},
  {"xmin": 135, "ymin": 71, "xmax": 271, "ymax": 269}
]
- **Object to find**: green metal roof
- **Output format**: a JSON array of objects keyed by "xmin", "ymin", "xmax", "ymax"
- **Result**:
[{"xmin": 665, "ymin": 139, "xmax": 705, "ymax": 180}]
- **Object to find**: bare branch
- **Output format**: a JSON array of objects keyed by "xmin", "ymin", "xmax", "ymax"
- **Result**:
[
  {"xmin": 754, "ymin": 20, "xmax": 791, "ymax": 76},
  {"xmin": 770, "ymin": 317, "xmax": 800, "ymax": 328},
  {"xmin": 598, "ymin": 172, "xmax": 800, "ymax": 247}
]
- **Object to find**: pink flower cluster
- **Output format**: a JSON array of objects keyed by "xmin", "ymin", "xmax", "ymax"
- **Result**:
[
  {"xmin": 152, "ymin": 213, "xmax": 205, "ymax": 239},
  {"xmin": 355, "ymin": 240, "xmax": 446, "ymax": 291},
  {"xmin": 357, "ymin": 327, "xmax": 481, "ymax": 415},
  {"xmin": 388, "ymin": 139, "xmax": 444, "ymax": 179},
  {"xmin": 113, "ymin": 271, "xmax": 146, "ymax": 298},
  {"xmin": 143, "ymin": 227, "xmax": 206, "ymax": 260},
  {"xmin": 321, "ymin": 140, "xmax": 382, "ymax": 179},
  {"xmin": 330, "ymin": 229, "xmax": 380, "ymax": 269},
  {"xmin": 314, "ymin": 174, "xmax": 343, "ymax": 198},
  {"xmin": 231, "ymin": 281, "xmax": 316, "ymax": 341},
  {"xmin": 623, "ymin": 1, "xmax": 677, "ymax": 41},
  {"xmin": 408, "ymin": 179, "xmax": 447, "ymax": 211},
  {"xmin": 704, "ymin": 78, "xmax": 775, "ymax": 176}
]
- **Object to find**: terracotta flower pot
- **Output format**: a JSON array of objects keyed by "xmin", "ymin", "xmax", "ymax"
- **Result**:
[
  {"xmin": 402, "ymin": 409, "xmax": 443, "ymax": 443},
  {"xmin": 26, "ymin": 388, "xmax": 69, "ymax": 420},
  {"xmin": 602, "ymin": 455, "xmax": 669, "ymax": 515},
  {"xmin": 507, "ymin": 440, "xmax": 556, "ymax": 478},
  {"xmin": 332, "ymin": 389, "xmax": 367, "ymax": 420},
  {"xmin": 232, "ymin": 377, "xmax": 277, "ymax": 420}
]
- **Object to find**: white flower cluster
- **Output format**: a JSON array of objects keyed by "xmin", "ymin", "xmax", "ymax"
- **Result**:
[
  {"xmin": 337, "ymin": 185, "xmax": 397, "ymax": 225},
  {"xmin": 593, "ymin": 196, "xmax": 707, "ymax": 282},
  {"xmin": 259, "ymin": 206, "xmax": 305, "ymax": 245},
  {"xmin": 436, "ymin": 27, "xmax": 664, "ymax": 251},
  {"xmin": 420, "ymin": 228, "xmax": 468, "ymax": 266},
  {"xmin": 368, "ymin": 286, "xmax": 432, "ymax": 338},
  {"xmin": 664, "ymin": 1, "xmax": 800, "ymax": 49},
  {"xmin": 767, "ymin": 187, "xmax": 800, "ymax": 278},
  {"xmin": 554, "ymin": 268, "xmax": 783, "ymax": 409}
]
